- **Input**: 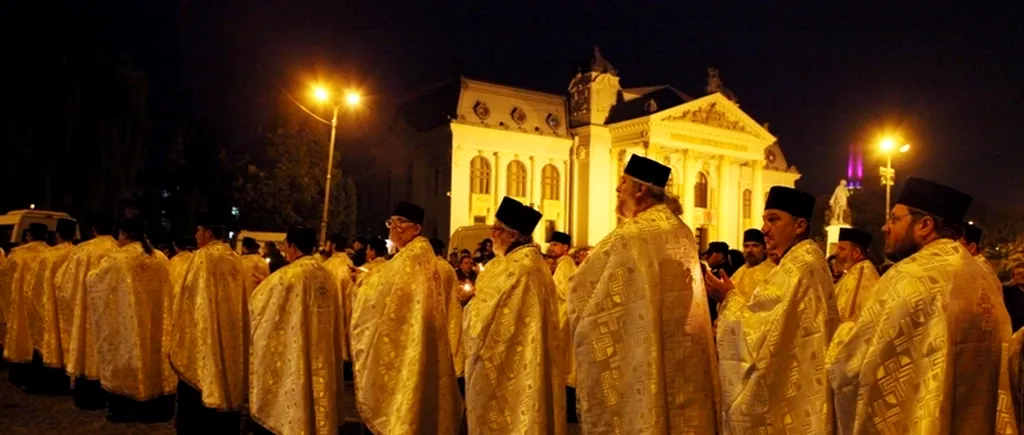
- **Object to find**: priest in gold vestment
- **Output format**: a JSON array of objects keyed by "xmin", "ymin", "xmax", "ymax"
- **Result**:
[
  {"xmin": 57, "ymin": 214, "xmax": 119, "ymax": 409},
  {"xmin": 350, "ymin": 202, "xmax": 462, "ymax": 435},
  {"xmin": 27, "ymin": 219, "xmax": 77, "ymax": 393},
  {"xmin": 961, "ymin": 223, "xmax": 1000, "ymax": 282},
  {"xmin": 249, "ymin": 226, "xmax": 344, "ymax": 435},
  {"xmin": 832, "ymin": 227, "xmax": 879, "ymax": 322},
  {"xmin": 548, "ymin": 230, "xmax": 579, "ymax": 422},
  {"xmin": 727, "ymin": 229, "xmax": 776, "ymax": 300},
  {"xmin": 430, "ymin": 237, "xmax": 464, "ymax": 379},
  {"xmin": 168, "ymin": 244, "xmax": 193, "ymax": 292},
  {"xmin": 464, "ymin": 197, "xmax": 566, "ymax": 434},
  {"xmin": 570, "ymin": 155, "xmax": 719, "ymax": 434},
  {"xmin": 707, "ymin": 186, "xmax": 838, "ymax": 435},
  {"xmin": 827, "ymin": 177, "xmax": 1017, "ymax": 435},
  {"xmin": 90, "ymin": 220, "xmax": 176, "ymax": 422},
  {"xmin": 321, "ymin": 234, "xmax": 354, "ymax": 361},
  {"xmin": 2, "ymin": 223, "xmax": 50, "ymax": 388},
  {"xmin": 170, "ymin": 217, "xmax": 249, "ymax": 434}
]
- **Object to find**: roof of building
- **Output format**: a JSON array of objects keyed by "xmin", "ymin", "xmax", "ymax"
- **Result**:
[{"xmin": 605, "ymin": 86, "xmax": 694, "ymax": 124}]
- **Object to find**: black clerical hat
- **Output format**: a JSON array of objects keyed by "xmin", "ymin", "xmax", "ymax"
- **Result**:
[
  {"xmin": 549, "ymin": 231, "xmax": 571, "ymax": 245},
  {"xmin": 119, "ymin": 219, "xmax": 145, "ymax": 237},
  {"xmin": 392, "ymin": 201, "xmax": 425, "ymax": 225},
  {"xmin": 55, "ymin": 219, "xmax": 77, "ymax": 240},
  {"xmin": 196, "ymin": 210, "xmax": 227, "ymax": 228},
  {"xmin": 494, "ymin": 197, "xmax": 542, "ymax": 235},
  {"xmin": 703, "ymin": 241, "xmax": 729, "ymax": 255},
  {"xmin": 286, "ymin": 225, "xmax": 317, "ymax": 254},
  {"xmin": 623, "ymin": 155, "xmax": 671, "ymax": 188},
  {"xmin": 743, "ymin": 229, "xmax": 765, "ymax": 246},
  {"xmin": 839, "ymin": 227, "xmax": 873, "ymax": 251},
  {"xmin": 764, "ymin": 186, "xmax": 815, "ymax": 220},
  {"xmin": 963, "ymin": 224, "xmax": 982, "ymax": 244},
  {"xmin": 895, "ymin": 177, "xmax": 972, "ymax": 223},
  {"xmin": 241, "ymin": 237, "xmax": 260, "ymax": 251}
]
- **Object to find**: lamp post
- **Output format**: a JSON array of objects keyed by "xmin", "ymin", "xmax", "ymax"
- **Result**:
[
  {"xmin": 879, "ymin": 138, "xmax": 910, "ymax": 219},
  {"xmin": 311, "ymin": 86, "xmax": 361, "ymax": 247}
]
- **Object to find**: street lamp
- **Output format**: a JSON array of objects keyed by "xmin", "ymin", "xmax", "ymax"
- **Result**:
[
  {"xmin": 308, "ymin": 85, "xmax": 361, "ymax": 247},
  {"xmin": 879, "ymin": 137, "xmax": 910, "ymax": 220}
]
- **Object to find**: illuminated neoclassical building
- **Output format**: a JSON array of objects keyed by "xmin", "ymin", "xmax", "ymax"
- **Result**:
[{"xmin": 358, "ymin": 51, "xmax": 800, "ymax": 249}]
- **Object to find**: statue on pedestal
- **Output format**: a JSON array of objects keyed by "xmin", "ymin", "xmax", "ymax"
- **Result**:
[{"xmin": 829, "ymin": 179, "xmax": 850, "ymax": 225}]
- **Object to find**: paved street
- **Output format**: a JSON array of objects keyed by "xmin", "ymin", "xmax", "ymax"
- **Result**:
[{"xmin": 0, "ymin": 364, "xmax": 364, "ymax": 434}]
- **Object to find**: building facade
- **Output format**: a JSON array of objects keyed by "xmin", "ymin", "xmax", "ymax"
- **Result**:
[{"xmin": 359, "ymin": 52, "xmax": 800, "ymax": 250}]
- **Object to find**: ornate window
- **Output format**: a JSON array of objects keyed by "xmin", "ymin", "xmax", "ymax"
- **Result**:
[
  {"xmin": 695, "ymin": 172, "xmax": 709, "ymax": 208},
  {"xmin": 507, "ymin": 160, "xmax": 527, "ymax": 198},
  {"xmin": 542, "ymin": 164, "xmax": 560, "ymax": 200},
  {"xmin": 743, "ymin": 189, "xmax": 752, "ymax": 219},
  {"xmin": 470, "ymin": 156, "xmax": 491, "ymax": 194}
]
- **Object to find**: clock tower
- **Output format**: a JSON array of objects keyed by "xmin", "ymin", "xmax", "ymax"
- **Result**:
[{"xmin": 568, "ymin": 47, "xmax": 622, "ymax": 127}]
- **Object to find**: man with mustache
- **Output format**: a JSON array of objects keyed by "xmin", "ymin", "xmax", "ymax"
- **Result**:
[
  {"xmin": 827, "ymin": 177, "xmax": 1015, "ymax": 434},
  {"xmin": 727, "ymin": 229, "xmax": 775, "ymax": 300},
  {"xmin": 707, "ymin": 186, "xmax": 838, "ymax": 434},
  {"xmin": 831, "ymin": 227, "xmax": 879, "ymax": 322}
]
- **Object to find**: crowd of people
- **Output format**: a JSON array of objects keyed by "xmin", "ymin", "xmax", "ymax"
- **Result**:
[{"xmin": 0, "ymin": 153, "xmax": 1023, "ymax": 434}]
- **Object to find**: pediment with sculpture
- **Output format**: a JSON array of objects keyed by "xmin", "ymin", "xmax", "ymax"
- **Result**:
[{"xmin": 658, "ymin": 94, "xmax": 774, "ymax": 142}]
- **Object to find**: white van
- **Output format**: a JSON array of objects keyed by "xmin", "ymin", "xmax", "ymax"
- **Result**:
[
  {"xmin": 446, "ymin": 224, "xmax": 492, "ymax": 258},
  {"xmin": 0, "ymin": 209, "xmax": 80, "ymax": 245},
  {"xmin": 234, "ymin": 230, "xmax": 287, "ymax": 255}
]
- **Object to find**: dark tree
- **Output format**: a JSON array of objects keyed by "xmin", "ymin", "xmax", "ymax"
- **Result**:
[{"xmin": 235, "ymin": 104, "xmax": 357, "ymax": 238}]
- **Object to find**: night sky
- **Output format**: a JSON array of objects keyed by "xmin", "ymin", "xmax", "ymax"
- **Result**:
[{"xmin": 61, "ymin": 2, "xmax": 1024, "ymax": 209}]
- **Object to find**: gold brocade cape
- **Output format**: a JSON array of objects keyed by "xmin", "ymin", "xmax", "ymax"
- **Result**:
[
  {"xmin": 834, "ymin": 259, "xmax": 880, "ymax": 322},
  {"xmin": 321, "ymin": 253, "xmax": 354, "ymax": 361},
  {"xmin": 168, "ymin": 251, "xmax": 194, "ymax": 294},
  {"xmin": 29, "ymin": 243, "xmax": 75, "ymax": 368},
  {"xmin": 976, "ymin": 253, "xmax": 1000, "ymax": 283},
  {"xmin": 249, "ymin": 256, "xmax": 344, "ymax": 435},
  {"xmin": 552, "ymin": 254, "xmax": 577, "ymax": 386},
  {"xmin": 89, "ymin": 243, "xmax": 176, "ymax": 400},
  {"xmin": 1009, "ymin": 328, "xmax": 1024, "ymax": 435},
  {"xmin": 464, "ymin": 244, "xmax": 567, "ymax": 435},
  {"xmin": 1, "ymin": 241, "xmax": 48, "ymax": 358},
  {"xmin": 168, "ymin": 241, "xmax": 249, "ymax": 410},
  {"xmin": 568, "ymin": 204, "xmax": 720, "ymax": 435},
  {"xmin": 827, "ymin": 239, "xmax": 1017, "ymax": 435},
  {"xmin": 729, "ymin": 260, "xmax": 776, "ymax": 300},
  {"xmin": 435, "ymin": 256, "xmax": 464, "ymax": 378},
  {"xmin": 56, "ymin": 236, "xmax": 118, "ymax": 379},
  {"xmin": 717, "ymin": 239, "xmax": 838, "ymax": 435},
  {"xmin": 350, "ymin": 237, "xmax": 462, "ymax": 435}
]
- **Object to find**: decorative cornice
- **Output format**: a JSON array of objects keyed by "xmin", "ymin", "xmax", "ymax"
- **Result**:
[{"xmin": 660, "ymin": 101, "xmax": 758, "ymax": 136}]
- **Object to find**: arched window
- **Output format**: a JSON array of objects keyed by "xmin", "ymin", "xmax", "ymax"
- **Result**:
[
  {"xmin": 470, "ymin": 156, "xmax": 491, "ymax": 194},
  {"xmin": 694, "ymin": 172, "xmax": 709, "ymax": 208},
  {"xmin": 507, "ymin": 160, "xmax": 527, "ymax": 198},
  {"xmin": 542, "ymin": 164, "xmax": 559, "ymax": 200},
  {"xmin": 743, "ymin": 189, "xmax": 752, "ymax": 219}
]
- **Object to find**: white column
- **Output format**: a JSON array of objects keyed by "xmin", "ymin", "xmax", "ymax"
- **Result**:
[
  {"xmin": 753, "ymin": 159, "xmax": 764, "ymax": 227},
  {"xmin": 493, "ymin": 152, "xmax": 503, "ymax": 221},
  {"xmin": 562, "ymin": 159, "xmax": 570, "ymax": 232},
  {"xmin": 449, "ymin": 146, "xmax": 472, "ymax": 232},
  {"xmin": 669, "ymin": 153, "xmax": 683, "ymax": 200},
  {"xmin": 528, "ymin": 156, "xmax": 538, "ymax": 207},
  {"xmin": 717, "ymin": 157, "xmax": 730, "ymax": 242},
  {"xmin": 683, "ymin": 150, "xmax": 696, "ymax": 224}
]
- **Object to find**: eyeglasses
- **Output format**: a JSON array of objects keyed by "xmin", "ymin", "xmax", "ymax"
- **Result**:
[
  {"xmin": 887, "ymin": 211, "xmax": 922, "ymax": 225},
  {"xmin": 385, "ymin": 218, "xmax": 412, "ymax": 229},
  {"xmin": 490, "ymin": 226, "xmax": 508, "ymax": 235}
]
